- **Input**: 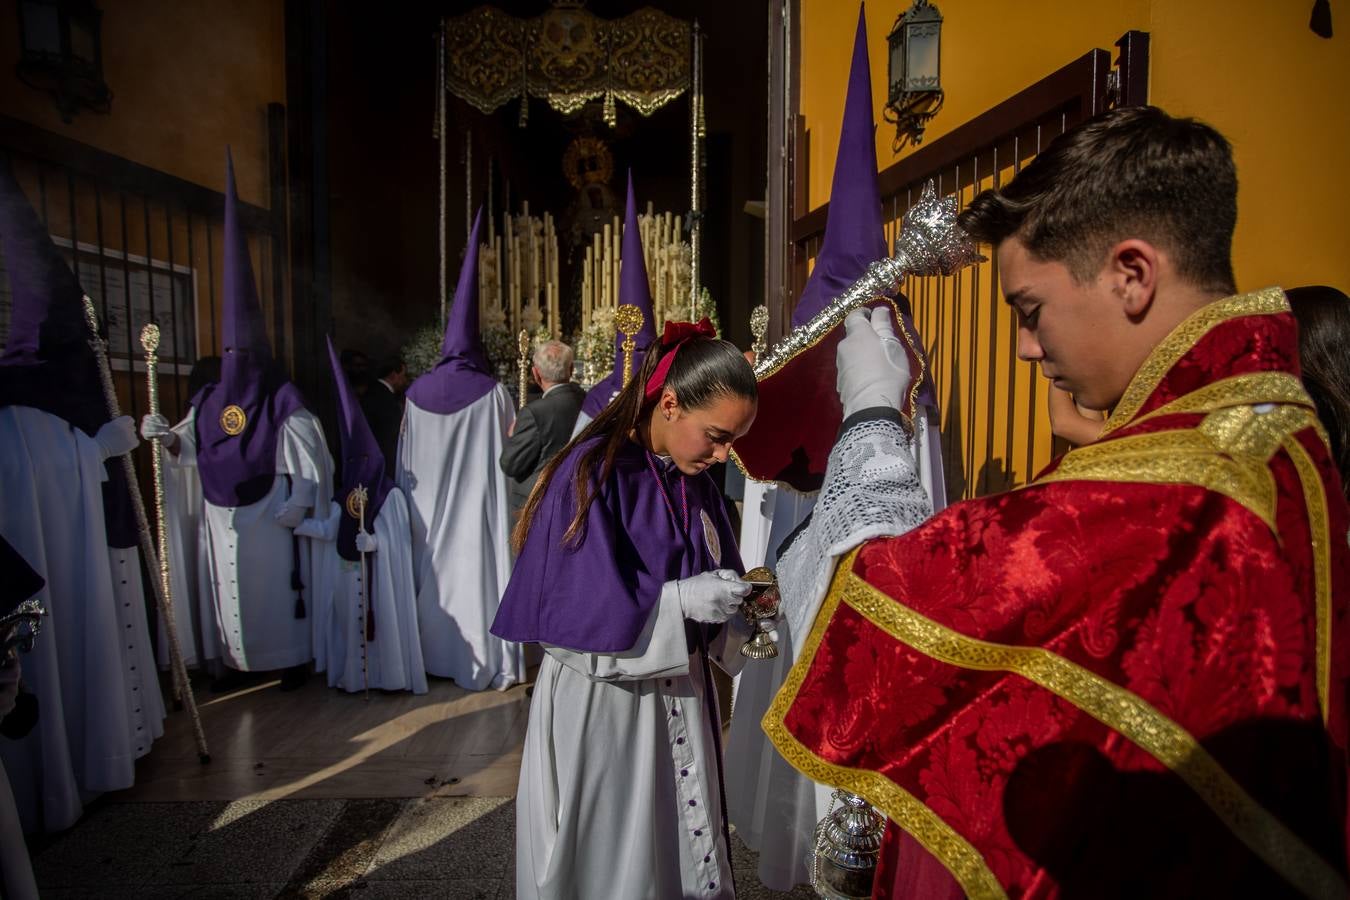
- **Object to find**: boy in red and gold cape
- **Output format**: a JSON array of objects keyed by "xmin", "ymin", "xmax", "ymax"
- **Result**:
[{"xmin": 764, "ymin": 105, "xmax": 1349, "ymax": 898}]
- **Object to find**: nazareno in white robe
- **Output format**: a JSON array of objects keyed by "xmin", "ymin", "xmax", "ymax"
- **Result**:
[
  {"xmin": 165, "ymin": 406, "xmax": 333, "ymax": 672},
  {"xmin": 725, "ymin": 411, "xmax": 934, "ymax": 890},
  {"xmin": 303, "ymin": 492, "xmax": 427, "ymax": 694},
  {"xmin": 396, "ymin": 386, "xmax": 524, "ymax": 691},
  {"xmin": 0, "ymin": 405, "xmax": 159, "ymax": 832},
  {"xmin": 517, "ymin": 579, "xmax": 753, "ymax": 900}
]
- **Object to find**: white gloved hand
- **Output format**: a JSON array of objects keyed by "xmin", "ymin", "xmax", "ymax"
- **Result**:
[
  {"xmin": 95, "ymin": 415, "xmax": 140, "ymax": 460},
  {"xmin": 275, "ymin": 503, "xmax": 308, "ymax": 529},
  {"xmin": 140, "ymin": 412, "xmax": 180, "ymax": 453},
  {"xmin": 676, "ymin": 569, "xmax": 751, "ymax": 624},
  {"xmin": 355, "ymin": 530, "xmax": 377, "ymax": 553},
  {"xmin": 140, "ymin": 413, "xmax": 171, "ymax": 440},
  {"xmin": 292, "ymin": 518, "xmax": 329, "ymax": 540},
  {"xmin": 836, "ymin": 306, "xmax": 912, "ymax": 418}
]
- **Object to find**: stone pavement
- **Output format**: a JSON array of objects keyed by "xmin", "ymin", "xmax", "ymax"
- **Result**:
[{"xmin": 30, "ymin": 796, "xmax": 816, "ymax": 899}]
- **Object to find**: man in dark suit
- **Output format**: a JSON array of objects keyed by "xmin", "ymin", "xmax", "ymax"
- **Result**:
[
  {"xmin": 499, "ymin": 340, "xmax": 584, "ymax": 521},
  {"xmin": 360, "ymin": 354, "xmax": 408, "ymax": 478}
]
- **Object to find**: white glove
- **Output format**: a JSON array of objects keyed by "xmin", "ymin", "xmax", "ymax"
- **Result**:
[
  {"xmin": 95, "ymin": 415, "xmax": 140, "ymax": 460},
  {"xmin": 140, "ymin": 413, "xmax": 171, "ymax": 440},
  {"xmin": 292, "ymin": 518, "xmax": 329, "ymax": 540},
  {"xmin": 140, "ymin": 412, "xmax": 181, "ymax": 453},
  {"xmin": 676, "ymin": 569, "xmax": 751, "ymax": 624},
  {"xmin": 275, "ymin": 503, "xmax": 308, "ymax": 529},
  {"xmin": 355, "ymin": 530, "xmax": 377, "ymax": 553},
  {"xmin": 836, "ymin": 306, "xmax": 912, "ymax": 418}
]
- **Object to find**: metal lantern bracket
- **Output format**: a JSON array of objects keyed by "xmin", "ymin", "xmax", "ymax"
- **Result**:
[
  {"xmin": 15, "ymin": 0, "xmax": 112, "ymax": 123},
  {"xmin": 885, "ymin": 0, "xmax": 943, "ymax": 151}
]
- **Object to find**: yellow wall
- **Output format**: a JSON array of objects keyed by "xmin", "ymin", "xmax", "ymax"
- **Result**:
[
  {"xmin": 2, "ymin": 2, "xmax": 288, "ymax": 422},
  {"xmin": 799, "ymin": 0, "xmax": 1350, "ymax": 497},
  {"xmin": 0, "ymin": 0, "xmax": 286, "ymax": 207}
]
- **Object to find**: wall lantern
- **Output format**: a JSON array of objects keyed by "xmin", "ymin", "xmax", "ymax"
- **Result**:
[
  {"xmin": 885, "ymin": 0, "xmax": 943, "ymax": 149},
  {"xmin": 16, "ymin": 0, "xmax": 112, "ymax": 123}
]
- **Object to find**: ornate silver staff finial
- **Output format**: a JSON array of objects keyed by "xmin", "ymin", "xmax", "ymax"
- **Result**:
[{"xmin": 753, "ymin": 180, "xmax": 984, "ymax": 379}]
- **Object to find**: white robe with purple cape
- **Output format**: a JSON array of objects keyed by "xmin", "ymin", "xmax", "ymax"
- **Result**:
[
  {"xmin": 495, "ymin": 440, "xmax": 751, "ymax": 900},
  {"xmin": 166, "ymin": 407, "xmax": 333, "ymax": 671},
  {"xmin": 304, "ymin": 492, "xmax": 427, "ymax": 694},
  {"xmin": 396, "ymin": 385, "xmax": 523, "ymax": 691}
]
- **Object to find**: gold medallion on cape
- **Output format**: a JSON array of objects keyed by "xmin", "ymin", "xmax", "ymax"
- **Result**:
[
  {"xmin": 345, "ymin": 490, "xmax": 364, "ymax": 520},
  {"xmin": 700, "ymin": 508, "xmax": 721, "ymax": 567},
  {"xmin": 219, "ymin": 404, "xmax": 247, "ymax": 436}
]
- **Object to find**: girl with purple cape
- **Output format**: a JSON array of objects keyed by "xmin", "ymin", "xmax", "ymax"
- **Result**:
[{"xmin": 492, "ymin": 321, "xmax": 761, "ymax": 900}]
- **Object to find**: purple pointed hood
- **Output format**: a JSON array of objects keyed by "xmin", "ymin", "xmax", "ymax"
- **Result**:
[
  {"xmin": 326, "ymin": 335, "xmax": 392, "ymax": 561},
  {"xmin": 793, "ymin": 7, "xmax": 886, "ymax": 327},
  {"xmin": 191, "ymin": 150, "xmax": 306, "ymax": 507},
  {"xmin": 0, "ymin": 157, "xmax": 144, "ymax": 547},
  {"xmin": 582, "ymin": 172, "xmax": 658, "ymax": 417},
  {"xmin": 406, "ymin": 208, "xmax": 500, "ymax": 415},
  {"xmin": 790, "ymin": 5, "xmax": 936, "ymax": 407}
]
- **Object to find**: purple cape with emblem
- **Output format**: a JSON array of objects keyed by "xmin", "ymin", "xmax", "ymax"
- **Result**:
[
  {"xmin": 581, "ymin": 172, "xmax": 659, "ymax": 418},
  {"xmin": 491, "ymin": 437, "xmax": 743, "ymax": 653},
  {"xmin": 791, "ymin": 5, "xmax": 934, "ymax": 408},
  {"xmin": 0, "ymin": 156, "xmax": 140, "ymax": 547},
  {"xmin": 325, "ymin": 335, "xmax": 392, "ymax": 562},
  {"xmin": 191, "ymin": 150, "xmax": 306, "ymax": 508},
  {"xmin": 405, "ymin": 208, "xmax": 500, "ymax": 416}
]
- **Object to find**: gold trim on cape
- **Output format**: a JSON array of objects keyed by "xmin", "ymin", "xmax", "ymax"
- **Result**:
[
  {"xmin": 766, "ymin": 550, "xmax": 1348, "ymax": 899},
  {"xmin": 1101, "ymin": 287, "xmax": 1290, "ymax": 437},
  {"xmin": 1281, "ymin": 435, "xmax": 1334, "ymax": 722},
  {"xmin": 762, "ymin": 549, "xmax": 1009, "ymax": 900},
  {"xmin": 219, "ymin": 404, "xmax": 246, "ymax": 436}
]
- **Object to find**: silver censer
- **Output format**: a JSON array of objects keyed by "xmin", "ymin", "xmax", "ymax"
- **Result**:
[
  {"xmin": 811, "ymin": 789, "xmax": 887, "ymax": 899},
  {"xmin": 738, "ymin": 566, "xmax": 781, "ymax": 659}
]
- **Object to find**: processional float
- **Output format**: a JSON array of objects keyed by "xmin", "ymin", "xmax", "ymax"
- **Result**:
[{"xmin": 430, "ymin": 3, "xmax": 708, "ymax": 388}]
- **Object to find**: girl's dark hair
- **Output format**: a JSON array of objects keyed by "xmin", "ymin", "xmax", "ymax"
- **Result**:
[
  {"xmin": 1286, "ymin": 285, "xmax": 1350, "ymax": 497},
  {"xmin": 511, "ymin": 336, "xmax": 756, "ymax": 552}
]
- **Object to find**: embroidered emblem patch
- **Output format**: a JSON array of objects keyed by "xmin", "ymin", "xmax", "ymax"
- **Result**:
[
  {"xmin": 220, "ymin": 404, "xmax": 247, "ymax": 436},
  {"xmin": 700, "ymin": 508, "xmax": 721, "ymax": 566}
]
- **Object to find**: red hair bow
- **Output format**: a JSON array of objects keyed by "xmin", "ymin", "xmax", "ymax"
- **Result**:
[{"xmin": 645, "ymin": 317, "xmax": 715, "ymax": 401}]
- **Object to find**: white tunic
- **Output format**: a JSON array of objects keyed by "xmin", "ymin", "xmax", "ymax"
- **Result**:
[
  {"xmin": 305, "ymin": 492, "xmax": 427, "ymax": 694},
  {"xmin": 108, "ymin": 546, "xmax": 166, "ymax": 756},
  {"xmin": 396, "ymin": 387, "xmax": 524, "ymax": 690},
  {"xmin": 167, "ymin": 407, "xmax": 333, "ymax": 672},
  {"xmin": 726, "ymin": 413, "xmax": 934, "ymax": 890},
  {"xmin": 0, "ymin": 406, "xmax": 140, "ymax": 832},
  {"xmin": 517, "ymin": 582, "xmax": 752, "ymax": 900}
]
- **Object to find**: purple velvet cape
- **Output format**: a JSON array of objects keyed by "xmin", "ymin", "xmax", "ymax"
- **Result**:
[{"xmin": 492, "ymin": 437, "xmax": 743, "ymax": 653}]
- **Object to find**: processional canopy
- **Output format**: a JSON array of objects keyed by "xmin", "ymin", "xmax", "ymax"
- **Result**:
[{"xmin": 443, "ymin": 3, "xmax": 692, "ymax": 124}]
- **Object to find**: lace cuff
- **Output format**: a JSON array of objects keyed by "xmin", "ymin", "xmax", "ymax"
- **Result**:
[{"xmin": 777, "ymin": 416, "xmax": 933, "ymax": 643}]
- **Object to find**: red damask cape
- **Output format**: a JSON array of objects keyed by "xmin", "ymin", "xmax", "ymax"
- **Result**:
[{"xmin": 764, "ymin": 288, "xmax": 1350, "ymax": 899}]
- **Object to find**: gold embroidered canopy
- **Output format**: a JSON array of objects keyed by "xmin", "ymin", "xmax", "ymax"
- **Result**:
[{"xmin": 443, "ymin": 4, "xmax": 691, "ymax": 123}]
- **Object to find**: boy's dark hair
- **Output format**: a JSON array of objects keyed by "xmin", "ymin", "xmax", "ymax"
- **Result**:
[{"xmin": 957, "ymin": 105, "xmax": 1237, "ymax": 294}]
